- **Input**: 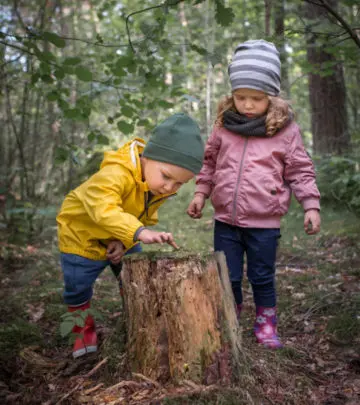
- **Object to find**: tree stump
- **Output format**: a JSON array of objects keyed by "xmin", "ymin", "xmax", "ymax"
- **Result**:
[{"xmin": 121, "ymin": 251, "xmax": 242, "ymax": 384}]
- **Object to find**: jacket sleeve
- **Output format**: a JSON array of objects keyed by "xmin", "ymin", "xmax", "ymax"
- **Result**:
[
  {"xmin": 284, "ymin": 124, "xmax": 320, "ymax": 211},
  {"xmin": 80, "ymin": 165, "xmax": 144, "ymax": 248},
  {"xmin": 195, "ymin": 127, "xmax": 221, "ymax": 198}
]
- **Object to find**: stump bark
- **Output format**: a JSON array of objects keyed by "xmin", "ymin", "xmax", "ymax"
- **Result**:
[{"xmin": 121, "ymin": 251, "xmax": 242, "ymax": 384}]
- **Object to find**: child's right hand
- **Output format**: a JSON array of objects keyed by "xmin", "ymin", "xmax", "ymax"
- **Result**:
[
  {"xmin": 187, "ymin": 194, "xmax": 206, "ymax": 218},
  {"xmin": 137, "ymin": 228, "xmax": 179, "ymax": 250}
]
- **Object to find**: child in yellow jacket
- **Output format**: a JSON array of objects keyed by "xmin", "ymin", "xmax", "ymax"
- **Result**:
[{"xmin": 57, "ymin": 113, "xmax": 204, "ymax": 358}]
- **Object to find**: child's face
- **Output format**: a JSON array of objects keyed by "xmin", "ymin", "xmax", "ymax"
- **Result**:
[
  {"xmin": 233, "ymin": 88, "xmax": 270, "ymax": 118},
  {"xmin": 141, "ymin": 158, "xmax": 194, "ymax": 195}
]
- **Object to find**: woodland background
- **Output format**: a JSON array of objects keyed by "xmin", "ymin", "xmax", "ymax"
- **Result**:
[{"xmin": 0, "ymin": 1, "xmax": 360, "ymax": 404}]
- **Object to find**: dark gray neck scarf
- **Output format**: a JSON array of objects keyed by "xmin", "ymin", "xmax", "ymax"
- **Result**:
[
  {"xmin": 223, "ymin": 110, "xmax": 267, "ymax": 137},
  {"xmin": 223, "ymin": 110, "xmax": 293, "ymax": 137}
]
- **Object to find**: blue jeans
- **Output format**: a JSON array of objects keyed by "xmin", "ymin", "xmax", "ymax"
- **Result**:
[
  {"xmin": 60, "ymin": 244, "xmax": 142, "ymax": 306},
  {"xmin": 214, "ymin": 220, "xmax": 280, "ymax": 307}
]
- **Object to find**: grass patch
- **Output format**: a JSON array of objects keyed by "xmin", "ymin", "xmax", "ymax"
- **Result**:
[{"xmin": 0, "ymin": 319, "xmax": 42, "ymax": 362}]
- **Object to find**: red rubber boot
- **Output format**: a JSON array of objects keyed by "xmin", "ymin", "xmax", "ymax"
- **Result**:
[{"xmin": 68, "ymin": 302, "xmax": 98, "ymax": 358}]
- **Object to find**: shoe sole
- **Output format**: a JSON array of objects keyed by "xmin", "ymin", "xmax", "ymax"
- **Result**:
[{"xmin": 73, "ymin": 345, "xmax": 98, "ymax": 358}]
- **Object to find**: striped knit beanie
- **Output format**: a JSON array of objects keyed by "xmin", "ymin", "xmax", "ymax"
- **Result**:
[{"xmin": 228, "ymin": 39, "xmax": 281, "ymax": 96}]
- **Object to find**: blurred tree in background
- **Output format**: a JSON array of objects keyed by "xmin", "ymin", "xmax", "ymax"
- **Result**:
[{"xmin": 0, "ymin": 0, "xmax": 359, "ymax": 242}]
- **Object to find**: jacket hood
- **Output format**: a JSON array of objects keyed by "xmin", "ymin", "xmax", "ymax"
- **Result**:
[{"xmin": 100, "ymin": 138, "xmax": 148, "ymax": 188}]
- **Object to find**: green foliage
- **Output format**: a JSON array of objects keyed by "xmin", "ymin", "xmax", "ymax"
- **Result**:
[
  {"xmin": 59, "ymin": 308, "xmax": 104, "ymax": 342},
  {"xmin": 214, "ymin": 0, "xmax": 235, "ymax": 27},
  {"xmin": 42, "ymin": 31, "xmax": 66, "ymax": 48},
  {"xmin": 0, "ymin": 320, "xmax": 42, "ymax": 361},
  {"xmin": 3, "ymin": 199, "xmax": 57, "ymax": 244},
  {"xmin": 316, "ymin": 156, "xmax": 360, "ymax": 217}
]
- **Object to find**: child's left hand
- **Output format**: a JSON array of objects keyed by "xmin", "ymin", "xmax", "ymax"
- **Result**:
[
  {"xmin": 304, "ymin": 209, "xmax": 321, "ymax": 235},
  {"xmin": 107, "ymin": 240, "xmax": 125, "ymax": 264}
]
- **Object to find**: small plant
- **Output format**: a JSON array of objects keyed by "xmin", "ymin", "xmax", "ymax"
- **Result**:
[
  {"xmin": 60, "ymin": 308, "xmax": 103, "ymax": 343},
  {"xmin": 316, "ymin": 156, "xmax": 360, "ymax": 217}
]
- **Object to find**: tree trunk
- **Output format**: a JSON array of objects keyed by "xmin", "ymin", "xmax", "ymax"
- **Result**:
[
  {"xmin": 121, "ymin": 251, "xmax": 242, "ymax": 385},
  {"xmin": 264, "ymin": 0, "xmax": 272, "ymax": 37},
  {"xmin": 305, "ymin": 0, "xmax": 349, "ymax": 155},
  {"xmin": 274, "ymin": 0, "xmax": 289, "ymax": 96}
]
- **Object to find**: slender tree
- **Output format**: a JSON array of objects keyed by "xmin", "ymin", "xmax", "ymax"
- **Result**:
[{"xmin": 305, "ymin": 0, "xmax": 349, "ymax": 154}]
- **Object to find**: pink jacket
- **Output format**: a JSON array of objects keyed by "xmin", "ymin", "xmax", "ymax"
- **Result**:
[{"xmin": 195, "ymin": 121, "xmax": 320, "ymax": 228}]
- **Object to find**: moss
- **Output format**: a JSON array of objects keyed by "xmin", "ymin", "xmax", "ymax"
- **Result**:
[{"xmin": 123, "ymin": 250, "xmax": 214, "ymax": 263}]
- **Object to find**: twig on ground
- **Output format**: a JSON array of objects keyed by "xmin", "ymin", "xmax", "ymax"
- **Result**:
[
  {"xmin": 84, "ymin": 357, "xmax": 108, "ymax": 377},
  {"xmin": 132, "ymin": 372, "xmax": 160, "ymax": 387},
  {"xmin": 84, "ymin": 383, "xmax": 104, "ymax": 395},
  {"xmin": 55, "ymin": 382, "xmax": 82, "ymax": 404},
  {"xmin": 104, "ymin": 380, "xmax": 143, "ymax": 393}
]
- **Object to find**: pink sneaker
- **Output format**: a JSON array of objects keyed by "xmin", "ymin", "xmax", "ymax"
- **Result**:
[{"xmin": 254, "ymin": 306, "xmax": 283, "ymax": 349}]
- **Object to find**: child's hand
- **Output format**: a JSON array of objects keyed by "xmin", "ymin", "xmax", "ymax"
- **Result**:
[
  {"xmin": 304, "ymin": 209, "xmax": 321, "ymax": 235},
  {"xmin": 187, "ymin": 194, "xmax": 206, "ymax": 218},
  {"xmin": 107, "ymin": 240, "xmax": 125, "ymax": 264},
  {"xmin": 137, "ymin": 229, "xmax": 179, "ymax": 250}
]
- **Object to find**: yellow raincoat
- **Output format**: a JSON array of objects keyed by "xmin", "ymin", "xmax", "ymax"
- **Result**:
[{"xmin": 57, "ymin": 138, "xmax": 172, "ymax": 260}]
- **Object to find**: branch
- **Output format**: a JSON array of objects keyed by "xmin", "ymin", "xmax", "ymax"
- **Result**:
[
  {"xmin": 0, "ymin": 30, "xmax": 136, "ymax": 49},
  {"xmin": 0, "ymin": 55, "xmax": 22, "ymax": 68},
  {"xmin": 0, "ymin": 39, "xmax": 36, "ymax": 57},
  {"xmin": 303, "ymin": 0, "xmax": 360, "ymax": 49},
  {"xmin": 125, "ymin": 0, "xmax": 184, "ymax": 53}
]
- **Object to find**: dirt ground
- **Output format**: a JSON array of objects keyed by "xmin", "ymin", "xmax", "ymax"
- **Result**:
[{"xmin": 0, "ymin": 234, "xmax": 359, "ymax": 405}]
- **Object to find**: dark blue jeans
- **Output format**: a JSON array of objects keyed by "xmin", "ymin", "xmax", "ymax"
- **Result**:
[
  {"xmin": 61, "ymin": 244, "xmax": 142, "ymax": 306},
  {"xmin": 214, "ymin": 220, "xmax": 280, "ymax": 307}
]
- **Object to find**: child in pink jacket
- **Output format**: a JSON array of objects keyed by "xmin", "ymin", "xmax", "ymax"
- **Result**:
[{"xmin": 187, "ymin": 39, "xmax": 321, "ymax": 349}]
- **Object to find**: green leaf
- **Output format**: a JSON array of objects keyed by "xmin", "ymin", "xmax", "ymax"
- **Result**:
[
  {"xmin": 55, "ymin": 147, "xmax": 69, "ymax": 164},
  {"xmin": 88, "ymin": 132, "xmax": 96, "ymax": 142},
  {"xmin": 138, "ymin": 119, "xmax": 150, "ymax": 127},
  {"xmin": 214, "ymin": 0, "xmax": 235, "ymax": 27},
  {"xmin": 60, "ymin": 320, "xmax": 75, "ymax": 337},
  {"xmin": 31, "ymin": 73, "xmax": 40, "ymax": 85},
  {"xmin": 62, "ymin": 65, "xmax": 75, "ymax": 74},
  {"xmin": 46, "ymin": 91, "xmax": 59, "ymax": 101},
  {"xmin": 36, "ymin": 50, "xmax": 56, "ymax": 62},
  {"xmin": 75, "ymin": 317, "xmax": 85, "ymax": 327},
  {"xmin": 190, "ymin": 44, "xmax": 207, "ymax": 56},
  {"xmin": 54, "ymin": 68, "xmax": 65, "ymax": 79},
  {"xmin": 41, "ymin": 74, "xmax": 53, "ymax": 84},
  {"xmin": 58, "ymin": 99, "xmax": 69, "ymax": 111},
  {"xmin": 121, "ymin": 105, "xmax": 135, "ymax": 118},
  {"xmin": 127, "ymin": 63, "xmax": 136, "ymax": 74},
  {"xmin": 60, "ymin": 312, "xmax": 74, "ymax": 319},
  {"xmin": 89, "ymin": 308, "xmax": 104, "ymax": 321},
  {"xmin": 112, "ymin": 67, "xmax": 126, "ymax": 77},
  {"xmin": 158, "ymin": 100, "xmax": 174, "ymax": 109},
  {"xmin": 63, "ymin": 57, "xmax": 82, "ymax": 66},
  {"xmin": 117, "ymin": 120, "xmax": 134, "ymax": 135},
  {"xmin": 97, "ymin": 134, "xmax": 110, "ymax": 145},
  {"xmin": 75, "ymin": 66, "xmax": 93, "ymax": 82},
  {"xmin": 43, "ymin": 31, "xmax": 66, "ymax": 48},
  {"xmin": 64, "ymin": 108, "xmax": 83, "ymax": 119}
]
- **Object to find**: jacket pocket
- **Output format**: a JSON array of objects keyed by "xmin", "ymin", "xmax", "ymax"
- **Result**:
[{"xmin": 241, "ymin": 175, "xmax": 282, "ymax": 217}]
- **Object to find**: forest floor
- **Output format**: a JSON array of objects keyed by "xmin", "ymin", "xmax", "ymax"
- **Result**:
[{"xmin": 1, "ymin": 185, "xmax": 360, "ymax": 405}]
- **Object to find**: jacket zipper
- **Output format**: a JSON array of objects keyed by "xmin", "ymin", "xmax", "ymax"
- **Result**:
[
  {"xmin": 138, "ymin": 192, "xmax": 173, "ymax": 221},
  {"xmin": 231, "ymin": 137, "xmax": 248, "ymax": 225}
]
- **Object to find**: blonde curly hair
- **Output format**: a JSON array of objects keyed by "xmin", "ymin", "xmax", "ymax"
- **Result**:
[{"xmin": 215, "ymin": 92, "xmax": 292, "ymax": 137}]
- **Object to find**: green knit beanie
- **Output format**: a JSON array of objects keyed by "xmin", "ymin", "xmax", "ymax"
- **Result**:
[{"xmin": 143, "ymin": 113, "xmax": 204, "ymax": 174}]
